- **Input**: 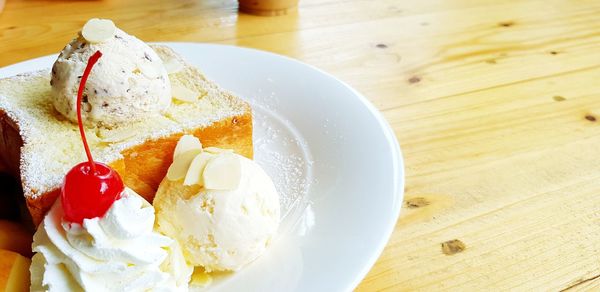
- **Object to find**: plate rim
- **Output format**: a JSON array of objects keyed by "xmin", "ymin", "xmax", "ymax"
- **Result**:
[{"xmin": 165, "ymin": 42, "xmax": 406, "ymax": 291}]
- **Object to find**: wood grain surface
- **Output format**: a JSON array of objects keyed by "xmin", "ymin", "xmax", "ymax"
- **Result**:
[{"xmin": 1, "ymin": 0, "xmax": 599, "ymax": 290}]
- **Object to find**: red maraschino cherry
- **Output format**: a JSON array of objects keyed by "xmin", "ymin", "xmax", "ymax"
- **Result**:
[{"xmin": 61, "ymin": 50, "xmax": 124, "ymax": 224}]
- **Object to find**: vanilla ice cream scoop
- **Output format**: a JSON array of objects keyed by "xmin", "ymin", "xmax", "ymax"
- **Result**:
[
  {"xmin": 154, "ymin": 135, "xmax": 281, "ymax": 272},
  {"xmin": 51, "ymin": 18, "xmax": 171, "ymax": 126}
]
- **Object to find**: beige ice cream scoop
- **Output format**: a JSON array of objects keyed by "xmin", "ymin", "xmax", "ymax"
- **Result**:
[{"xmin": 51, "ymin": 18, "xmax": 171, "ymax": 126}]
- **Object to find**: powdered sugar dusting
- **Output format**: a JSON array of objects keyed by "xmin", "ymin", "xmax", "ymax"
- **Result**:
[
  {"xmin": 0, "ymin": 45, "xmax": 248, "ymax": 198},
  {"xmin": 252, "ymin": 100, "xmax": 314, "ymax": 222}
]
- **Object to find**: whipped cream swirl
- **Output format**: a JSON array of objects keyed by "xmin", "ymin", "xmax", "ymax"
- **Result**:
[{"xmin": 30, "ymin": 189, "xmax": 191, "ymax": 292}]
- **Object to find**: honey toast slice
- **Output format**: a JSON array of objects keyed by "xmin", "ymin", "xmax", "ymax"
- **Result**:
[{"xmin": 0, "ymin": 45, "xmax": 253, "ymax": 226}]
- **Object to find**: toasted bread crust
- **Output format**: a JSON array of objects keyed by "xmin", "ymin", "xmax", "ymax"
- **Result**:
[
  {"xmin": 12, "ymin": 110, "xmax": 252, "ymax": 226},
  {"xmin": 0, "ymin": 45, "xmax": 254, "ymax": 226}
]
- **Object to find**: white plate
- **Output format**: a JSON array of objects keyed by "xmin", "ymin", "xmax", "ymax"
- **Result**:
[{"xmin": 0, "ymin": 43, "xmax": 404, "ymax": 291}]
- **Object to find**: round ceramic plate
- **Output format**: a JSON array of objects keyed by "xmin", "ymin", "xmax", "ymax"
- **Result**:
[{"xmin": 0, "ymin": 43, "xmax": 404, "ymax": 291}]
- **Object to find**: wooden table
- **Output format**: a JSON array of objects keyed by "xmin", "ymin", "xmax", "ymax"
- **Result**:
[{"xmin": 1, "ymin": 0, "xmax": 599, "ymax": 290}]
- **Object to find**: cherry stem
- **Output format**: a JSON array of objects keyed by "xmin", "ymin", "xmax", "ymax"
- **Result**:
[{"xmin": 76, "ymin": 51, "xmax": 103, "ymax": 174}]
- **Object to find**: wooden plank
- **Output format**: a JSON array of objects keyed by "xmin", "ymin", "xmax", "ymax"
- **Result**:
[
  {"xmin": 223, "ymin": 0, "xmax": 600, "ymax": 112},
  {"xmin": 563, "ymin": 276, "xmax": 600, "ymax": 292},
  {"xmin": 357, "ymin": 64, "xmax": 600, "ymax": 290},
  {"xmin": 0, "ymin": 0, "xmax": 534, "ymax": 67}
]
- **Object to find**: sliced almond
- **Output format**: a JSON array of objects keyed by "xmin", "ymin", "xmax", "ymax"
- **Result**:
[
  {"xmin": 183, "ymin": 152, "xmax": 214, "ymax": 186},
  {"xmin": 173, "ymin": 135, "xmax": 202, "ymax": 159},
  {"xmin": 163, "ymin": 58, "xmax": 184, "ymax": 74},
  {"xmin": 82, "ymin": 18, "xmax": 116, "ymax": 43},
  {"xmin": 203, "ymin": 153, "xmax": 242, "ymax": 190},
  {"xmin": 138, "ymin": 61, "xmax": 160, "ymax": 79},
  {"xmin": 99, "ymin": 128, "xmax": 136, "ymax": 143},
  {"xmin": 166, "ymin": 149, "xmax": 202, "ymax": 181},
  {"xmin": 203, "ymin": 147, "xmax": 234, "ymax": 154},
  {"xmin": 172, "ymin": 84, "xmax": 199, "ymax": 102}
]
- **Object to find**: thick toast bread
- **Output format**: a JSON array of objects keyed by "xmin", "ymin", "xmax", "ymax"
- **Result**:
[{"xmin": 0, "ymin": 45, "xmax": 253, "ymax": 226}]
